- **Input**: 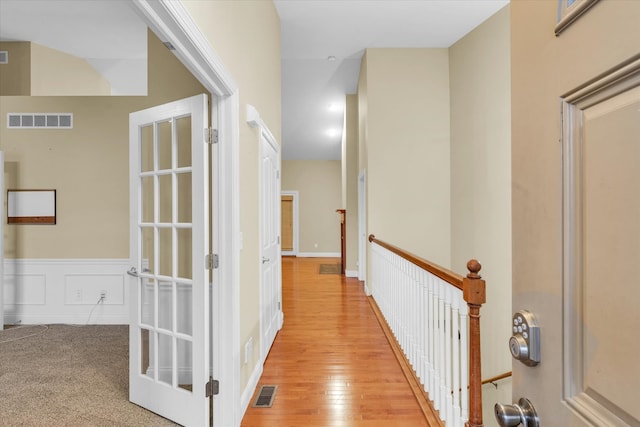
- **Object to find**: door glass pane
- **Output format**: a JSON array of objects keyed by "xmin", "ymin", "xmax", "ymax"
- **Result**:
[
  {"xmin": 158, "ymin": 227, "xmax": 172, "ymax": 277},
  {"xmin": 176, "ymin": 116, "xmax": 192, "ymax": 169},
  {"xmin": 157, "ymin": 332, "xmax": 173, "ymax": 386},
  {"xmin": 141, "ymin": 227, "xmax": 155, "ymax": 275},
  {"xmin": 140, "ymin": 328, "xmax": 152, "ymax": 379},
  {"xmin": 176, "ymin": 282, "xmax": 192, "ymax": 336},
  {"xmin": 158, "ymin": 280, "xmax": 173, "ymax": 331},
  {"xmin": 141, "ymin": 176, "xmax": 154, "ymax": 223},
  {"xmin": 141, "ymin": 278, "xmax": 155, "ymax": 328},
  {"xmin": 177, "ymin": 338, "xmax": 193, "ymax": 392},
  {"xmin": 176, "ymin": 172, "xmax": 192, "ymax": 223},
  {"xmin": 177, "ymin": 228, "xmax": 192, "ymax": 280},
  {"xmin": 141, "ymin": 125, "xmax": 154, "ymax": 173},
  {"xmin": 157, "ymin": 120, "xmax": 172, "ymax": 171},
  {"xmin": 158, "ymin": 174, "xmax": 173, "ymax": 224}
]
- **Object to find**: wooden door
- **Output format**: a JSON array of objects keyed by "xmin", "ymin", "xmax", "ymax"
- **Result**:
[{"xmin": 281, "ymin": 195, "xmax": 294, "ymax": 252}]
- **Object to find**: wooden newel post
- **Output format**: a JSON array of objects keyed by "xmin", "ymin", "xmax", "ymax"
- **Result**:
[{"xmin": 463, "ymin": 259, "xmax": 485, "ymax": 427}]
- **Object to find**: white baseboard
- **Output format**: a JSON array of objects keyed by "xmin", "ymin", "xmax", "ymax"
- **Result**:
[
  {"xmin": 345, "ymin": 270, "xmax": 358, "ymax": 278},
  {"xmin": 3, "ymin": 259, "xmax": 130, "ymax": 325},
  {"xmin": 297, "ymin": 252, "xmax": 340, "ymax": 258},
  {"xmin": 240, "ymin": 360, "xmax": 264, "ymax": 418}
]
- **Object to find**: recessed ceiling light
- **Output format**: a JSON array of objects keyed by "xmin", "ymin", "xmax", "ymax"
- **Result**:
[
  {"xmin": 327, "ymin": 55, "xmax": 336, "ymax": 61},
  {"xmin": 326, "ymin": 129, "xmax": 340, "ymax": 137},
  {"xmin": 328, "ymin": 103, "xmax": 342, "ymax": 112}
]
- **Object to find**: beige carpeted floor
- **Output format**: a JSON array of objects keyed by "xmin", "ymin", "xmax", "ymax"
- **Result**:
[{"xmin": 0, "ymin": 324, "xmax": 178, "ymax": 426}]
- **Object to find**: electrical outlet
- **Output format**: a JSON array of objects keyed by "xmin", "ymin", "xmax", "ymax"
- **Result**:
[
  {"xmin": 100, "ymin": 291, "xmax": 106, "ymax": 301},
  {"xmin": 76, "ymin": 289, "xmax": 83, "ymax": 303}
]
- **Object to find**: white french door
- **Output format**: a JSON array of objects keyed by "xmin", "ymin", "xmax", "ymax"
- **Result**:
[
  {"xmin": 259, "ymin": 129, "xmax": 282, "ymax": 361},
  {"xmin": 128, "ymin": 94, "xmax": 210, "ymax": 426}
]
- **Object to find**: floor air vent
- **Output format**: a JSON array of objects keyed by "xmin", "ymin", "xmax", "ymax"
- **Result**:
[
  {"xmin": 252, "ymin": 385, "xmax": 277, "ymax": 408},
  {"xmin": 7, "ymin": 113, "xmax": 73, "ymax": 129}
]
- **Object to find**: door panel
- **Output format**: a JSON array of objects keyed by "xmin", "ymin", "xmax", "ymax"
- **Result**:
[
  {"xmin": 260, "ymin": 131, "xmax": 282, "ymax": 360},
  {"xmin": 129, "ymin": 94, "xmax": 209, "ymax": 426},
  {"xmin": 561, "ymin": 70, "xmax": 640, "ymax": 426}
]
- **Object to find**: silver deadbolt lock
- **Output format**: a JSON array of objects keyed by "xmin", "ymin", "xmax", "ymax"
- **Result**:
[
  {"xmin": 495, "ymin": 398, "xmax": 539, "ymax": 427},
  {"xmin": 509, "ymin": 310, "xmax": 540, "ymax": 366}
]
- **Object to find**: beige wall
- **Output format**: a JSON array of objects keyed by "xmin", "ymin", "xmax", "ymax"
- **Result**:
[
  {"xmin": 1, "ymin": 31, "xmax": 206, "ymax": 259},
  {"xmin": 30, "ymin": 43, "xmax": 111, "ymax": 96},
  {"xmin": 179, "ymin": 0, "xmax": 281, "ymax": 389},
  {"xmin": 343, "ymin": 95, "xmax": 359, "ymax": 273},
  {"xmin": 360, "ymin": 48, "xmax": 451, "ymax": 269},
  {"xmin": 511, "ymin": 0, "xmax": 640, "ymax": 422},
  {"xmin": 449, "ymin": 5, "xmax": 511, "ymax": 422},
  {"xmin": 0, "ymin": 42, "xmax": 31, "ymax": 96},
  {"xmin": 281, "ymin": 160, "xmax": 342, "ymax": 254},
  {"xmin": 0, "ymin": 42, "xmax": 111, "ymax": 96}
]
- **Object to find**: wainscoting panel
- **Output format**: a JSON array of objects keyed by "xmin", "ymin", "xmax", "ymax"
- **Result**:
[{"xmin": 3, "ymin": 259, "xmax": 130, "ymax": 325}]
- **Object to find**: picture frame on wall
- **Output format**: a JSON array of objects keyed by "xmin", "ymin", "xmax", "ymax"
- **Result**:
[{"xmin": 555, "ymin": 0, "xmax": 600, "ymax": 36}]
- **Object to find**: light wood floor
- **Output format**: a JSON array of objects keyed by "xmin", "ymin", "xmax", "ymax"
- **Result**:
[{"xmin": 241, "ymin": 257, "xmax": 431, "ymax": 427}]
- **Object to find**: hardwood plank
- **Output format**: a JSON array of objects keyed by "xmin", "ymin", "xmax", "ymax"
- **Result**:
[{"xmin": 241, "ymin": 257, "xmax": 433, "ymax": 427}]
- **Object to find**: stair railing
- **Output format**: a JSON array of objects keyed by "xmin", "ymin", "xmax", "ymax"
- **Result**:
[{"xmin": 368, "ymin": 235, "xmax": 486, "ymax": 427}]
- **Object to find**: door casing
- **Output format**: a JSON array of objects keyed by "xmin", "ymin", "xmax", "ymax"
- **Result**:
[
  {"xmin": 130, "ymin": 2, "xmax": 241, "ymax": 426},
  {"xmin": 281, "ymin": 191, "xmax": 298, "ymax": 256}
]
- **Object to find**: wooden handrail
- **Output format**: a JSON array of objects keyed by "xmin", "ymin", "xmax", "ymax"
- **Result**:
[
  {"xmin": 482, "ymin": 371, "xmax": 512, "ymax": 386},
  {"xmin": 368, "ymin": 234, "xmax": 464, "ymax": 290},
  {"xmin": 463, "ymin": 259, "xmax": 486, "ymax": 427},
  {"xmin": 369, "ymin": 235, "xmax": 486, "ymax": 427}
]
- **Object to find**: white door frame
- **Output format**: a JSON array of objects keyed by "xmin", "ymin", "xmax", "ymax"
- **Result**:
[
  {"xmin": 130, "ymin": 2, "xmax": 240, "ymax": 426},
  {"xmin": 358, "ymin": 169, "xmax": 368, "ymax": 290},
  {"xmin": 280, "ymin": 191, "xmax": 299, "ymax": 256}
]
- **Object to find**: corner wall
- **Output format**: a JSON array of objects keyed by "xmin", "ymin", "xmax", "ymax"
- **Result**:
[
  {"xmin": 449, "ymin": 5, "xmax": 512, "ymax": 422},
  {"xmin": 362, "ymin": 48, "xmax": 451, "ymax": 268},
  {"xmin": 282, "ymin": 160, "xmax": 342, "ymax": 256}
]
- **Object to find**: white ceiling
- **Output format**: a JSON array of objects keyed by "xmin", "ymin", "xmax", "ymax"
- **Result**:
[
  {"xmin": 0, "ymin": 0, "xmax": 147, "ymax": 95},
  {"xmin": 275, "ymin": 0, "xmax": 509, "ymax": 160},
  {"xmin": 0, "ymin": 0, "xmax": 509, "ymax": 158}
]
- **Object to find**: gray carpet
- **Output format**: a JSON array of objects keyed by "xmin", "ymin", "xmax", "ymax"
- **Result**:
[{"xmin": 0, "ymin": 324, "xmax": 178, "ymax": 426}]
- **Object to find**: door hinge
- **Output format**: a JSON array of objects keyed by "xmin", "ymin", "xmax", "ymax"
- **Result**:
[
  {"xmin": 206, "ymin": 253, "xmax": 219, "ymax": 270},
  {"xmin": 206, "ymin": 377, "xmax": 219, "ymax": 397},
  {"xmin": 205, "ymin": 128, "xmax": 219, "ymax": 144}
]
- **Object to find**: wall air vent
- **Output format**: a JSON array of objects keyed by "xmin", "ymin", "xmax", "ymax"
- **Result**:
[
  {"xmin": 7, "ymin": 113, "xmax": 73, "ymax": 129},
  {"xmin": 0, "ymin": 51, "xmax": 8, "ymax": 64}
]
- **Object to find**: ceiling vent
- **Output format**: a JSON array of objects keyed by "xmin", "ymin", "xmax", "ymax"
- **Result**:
[
  {"xmin": 0, "ymin": 51, "xmax": 7, "ymax": 64},
  {"xmin": 7, "ymin": 113, "xmax": 73, "ymax": 129}
]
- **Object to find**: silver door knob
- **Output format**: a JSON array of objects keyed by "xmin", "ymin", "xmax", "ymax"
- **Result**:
[{"xmin": 495, "ymin": 398, "xmax": 539, "ymax": 427}]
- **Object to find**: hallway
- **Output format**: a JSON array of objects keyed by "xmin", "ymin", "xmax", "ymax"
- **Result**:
[{"xmin": 241, "ymin": 257, "xmax": 431, "ymax": 427}]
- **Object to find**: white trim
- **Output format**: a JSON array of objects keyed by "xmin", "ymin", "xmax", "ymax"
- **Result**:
[
  {"xmin": 358, "ymin": 169, "xmax": 367, "ymax": 285},
  {"xmin": 240, "ymin": 360, "xmax": 264, "ymax": 416},
  {"xmin": 281, "ymin": 191, "xmax": 299, "ymax": 256},
  {"xmin": 345, "ymin": 270, "xmax": 358, "ymax": 278},
  {"xmin": 128, "ymin": 2, "xmax": 241, "ymax": 426},
  {"xmin": 297, "ymin": 252, "xmax": 341, "ymax": 258},
  {"xmin": 3, "ymin": 259, "xmax": 130, "ymax": 325}
]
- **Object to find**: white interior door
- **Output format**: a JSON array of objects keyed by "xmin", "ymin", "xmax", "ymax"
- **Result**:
[
  {"xmin": 260, "ymin": 129, "xmax": 282, "ymax": 361},
  {"xmin": 128, "ymin": 94, "xmax": 210, "ymax": 426}
]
